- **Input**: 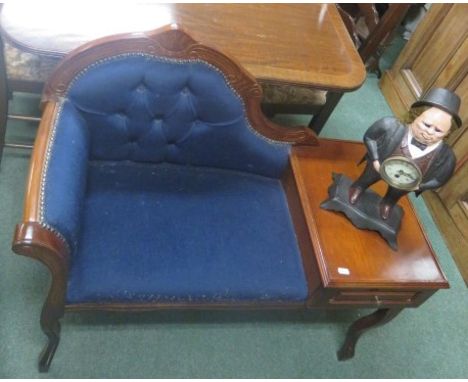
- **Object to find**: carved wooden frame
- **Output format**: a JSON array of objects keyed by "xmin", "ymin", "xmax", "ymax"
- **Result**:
[
  {"xmin": 11, "ymin": 25, "xmax": 451, "ymax": 373},
  {"xmin": 12, "ymin": 25, "xmax": 320, "ymax": 372},
  {"xmin": 44, "ymin": 24, "xmax": 318, "ymax": 145}
]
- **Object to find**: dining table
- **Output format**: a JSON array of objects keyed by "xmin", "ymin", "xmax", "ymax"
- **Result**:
[{"xmin": 0, "ymin": 3, "xmax": 366, "ymax": 155}]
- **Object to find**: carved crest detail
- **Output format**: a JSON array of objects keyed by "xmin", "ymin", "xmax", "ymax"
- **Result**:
[{"xmin": 43, "ymin": 25, "xmax": 317, "ymax": 145}]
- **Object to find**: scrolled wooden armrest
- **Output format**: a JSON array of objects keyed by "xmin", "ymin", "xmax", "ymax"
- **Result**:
[
  {"xmin": 12, "ymin": 222, "xmax": 70, "ymax": 313},
  {"xmin": 12, "ymin": 100, "xmax": 70, "ymax": 278},
  {"xmin": 13, "ymin": 222, "xmax": 70, "ymax": 266}
]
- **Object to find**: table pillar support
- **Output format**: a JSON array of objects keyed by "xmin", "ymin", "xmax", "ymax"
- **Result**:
[
  {"xmin": 309, "ymin": 91, "xmax": 343, "ymax": 135},
  {"xmin": 337, "ymin": 307, "xmax": 403, "ymax": 361}
]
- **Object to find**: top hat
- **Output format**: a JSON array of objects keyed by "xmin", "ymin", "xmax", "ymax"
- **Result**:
[{"xmin": 411, "ymin": 87, "xmax": 462, "ymax": 127}]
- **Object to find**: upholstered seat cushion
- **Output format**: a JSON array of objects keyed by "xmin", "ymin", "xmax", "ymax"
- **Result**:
[{"xmin": 66, "ymin": 161, "xmax": 308, "ymax": 304}]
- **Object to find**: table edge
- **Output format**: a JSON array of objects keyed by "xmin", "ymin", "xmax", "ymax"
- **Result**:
[{"xmin": 0, "ymin": 4, "xmax": 367, "ymax": 91}]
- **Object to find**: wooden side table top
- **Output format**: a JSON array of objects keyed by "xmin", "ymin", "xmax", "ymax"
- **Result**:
[
  {"xmin": 0, "ymin": 3, "xmax": 365, "ymax": 91},
  {"xmin": 291, "ymin": 139, "xmax": 449, "ymax": 291}
]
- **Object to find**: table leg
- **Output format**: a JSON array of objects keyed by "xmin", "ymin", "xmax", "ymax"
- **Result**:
[
  {"xmin": 337, "ymin": 307, "xmax": 403, "ymax": 361},
  {"xmin": 309, "ymin": 91, "xmax": 343, "ymax": 135}
]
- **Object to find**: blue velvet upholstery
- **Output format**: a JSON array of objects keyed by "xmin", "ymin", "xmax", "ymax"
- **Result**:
[
  {"xmin": 66, "ymin": 162, "xmax": 308, "ymax": 303},
  {"xmin": 41, "ymin": 54, "xmax": 308, "ymax": 304},
  {"xmin": 42, "ymin": 101, "xmax": 89, "ymax": 251},
  {"xmin": 67, "ymin": 55, "xmax": 290, "ymax": 178}
]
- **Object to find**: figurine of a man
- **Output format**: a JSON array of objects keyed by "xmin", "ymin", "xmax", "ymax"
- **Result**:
[{"xmin": 348, "ymin": 88, "xmax": 461, "ymax": 220}]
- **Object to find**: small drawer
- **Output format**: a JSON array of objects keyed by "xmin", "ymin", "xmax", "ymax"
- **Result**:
[{"xmin": 328, "ymin": 290, "xmax": 418, "ymax": 306}]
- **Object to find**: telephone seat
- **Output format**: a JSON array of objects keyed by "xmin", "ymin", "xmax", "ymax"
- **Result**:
[{"xmin": 12, "ymin": 26, "xmax": 320, "ymax": 371}]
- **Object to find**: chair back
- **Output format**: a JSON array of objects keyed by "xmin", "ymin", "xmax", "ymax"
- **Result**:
[{"xmin": 44, "ymin": 26, "xmax": 316, "ymax": 178}]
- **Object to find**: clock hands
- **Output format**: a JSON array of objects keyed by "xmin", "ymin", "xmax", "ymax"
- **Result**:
[{"xmin": 396, "ymin": 169, "xmax": 416, "ymax": 180}]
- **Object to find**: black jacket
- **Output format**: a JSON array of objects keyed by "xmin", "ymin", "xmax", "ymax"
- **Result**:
[{"xmin": 362, "ymin": 117, "xmax": 456, "ymax": 195}]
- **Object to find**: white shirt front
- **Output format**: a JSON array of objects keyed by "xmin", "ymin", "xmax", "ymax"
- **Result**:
[{"xmin": 407, "ymin": 130, "xmax": 442, "ymax": 159}]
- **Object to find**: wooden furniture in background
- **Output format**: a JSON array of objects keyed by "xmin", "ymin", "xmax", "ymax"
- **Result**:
[
  {"xmin": 0, "ymin": 3, "xmax": 365, "ymax": 159},
  {"xmin": 261, "ymin": 3, "xmax": 412, "ymax": 129},
  {"xmin": 337, "ymin": 3, "xmax": 411, "ymax": 76},
  {"xmin": 0, "ymin": 3, "xmax": 364, "ymax": 91},
  {"xmin": 380, "ymin": 3, "xmax": 468, "ymax": 285}
]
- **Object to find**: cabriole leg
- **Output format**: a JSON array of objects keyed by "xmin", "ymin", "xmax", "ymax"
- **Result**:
[
  {"xmin": 337, "ymin": 307, "xmax": 403, "ymax": 361},
  {"xmin": 38, "ymin": 304, "xmax": 62, "ymax": 372},
  {"xmin": 12, "ymin": 223, "xmax": 69, "ymax": 372}
]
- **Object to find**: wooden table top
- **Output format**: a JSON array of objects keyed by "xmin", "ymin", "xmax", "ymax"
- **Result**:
[
  {"xmin": 0, "ymin": 3, "xmax": 365, "ymax": 91},
  {"xmin": 291, "ymin": 139, "xmax": 449, "ymax": 290}
]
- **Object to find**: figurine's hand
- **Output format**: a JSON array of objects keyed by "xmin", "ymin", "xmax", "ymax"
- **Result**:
[{"xmin": 373, "ymin": 160, "xmax": 381, "ymax": 173}]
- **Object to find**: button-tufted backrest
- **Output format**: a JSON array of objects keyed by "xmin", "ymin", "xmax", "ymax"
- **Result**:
[{"xmin": 66, "ymin": 54, "xmax": 290, "ymax": 178}]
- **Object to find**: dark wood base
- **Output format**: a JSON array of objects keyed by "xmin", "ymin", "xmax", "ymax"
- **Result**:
[
  {"xmin": 39, "ymin": 299, "xmax": 63, "ymax": 373},
  {"xmin": 34, "ymin": 303, "xmax": 405, "ymax": 369},
  {"xmin": 337, "ymin": 307, "xmax": 403, "ymax": 361},
  {"xmin": 321, "ymin": 173, "xmax": 403, "ymax": 250},
  {"xmin": 39, "ymin": 320, "xmax": 60, "ymax": 373},
  {"xmin": 260, "ymin": 90, "xmax": 342, "ymax": 136},
  {"xmin": 309, "ymin": 91, "xmax": 343, "ymax": 135},
  {"xmin": 38, "ymin": 301, "xmax": 63, "ymax": 372}
]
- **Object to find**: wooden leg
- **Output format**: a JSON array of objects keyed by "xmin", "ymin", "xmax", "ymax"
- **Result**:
[
  {"xmin": 38, "ymin": 304, "xmax": 63, "ymax": 372},
  {"xmin": 358, "ymin": 4, "xmax": 411, "ymax": 73},
  {"xmin": 337, "ymin": 307, "xmax": 403, "ymax": 361},
  {"xmin": 309, "ymin": 91, "xmax": 343, "ymax": 135},
  {"xmin": 12, "ymin": 224, "xmax": 68, "ymax": 372}
]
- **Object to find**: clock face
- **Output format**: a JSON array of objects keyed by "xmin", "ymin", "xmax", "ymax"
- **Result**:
[{"xmin": 380, "ymin": 156, "xmax": 422, "ymax": 191}]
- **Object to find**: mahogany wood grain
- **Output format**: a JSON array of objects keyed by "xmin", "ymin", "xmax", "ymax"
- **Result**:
[
  {"xmin": 12, "ymin": 221, "xmax": 69, "ymax": 372},
  {"xmin": 290, "ymin": 139, "xmax": 449, "ymax": 291},
  {"xmin": 166, "ymin": 4, "xmax": 366, "ymax": 91},
  {"xmin": 13, "ymin": 222, "xmax": 69, "ymax": 263},
  {"xmin": 22, "ymin": 102, "xmax": 59, "ymax": 222},
  {"xmin": 0, "ymin": 4, "xmax": 365, "ymax": 92},
  {"xmin": 281, "ymin": 162, "xmax": 322, "ymax": 304}
]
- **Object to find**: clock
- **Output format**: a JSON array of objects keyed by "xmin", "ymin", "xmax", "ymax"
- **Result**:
[{"xmin": 380, "ymin": 155, "xmax": 423, "ymax": 191}]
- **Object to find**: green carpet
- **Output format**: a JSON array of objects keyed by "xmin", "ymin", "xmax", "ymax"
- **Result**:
[{"xmin": 1, "ymin": 74, "xmax": 467, "ymax": 378}]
